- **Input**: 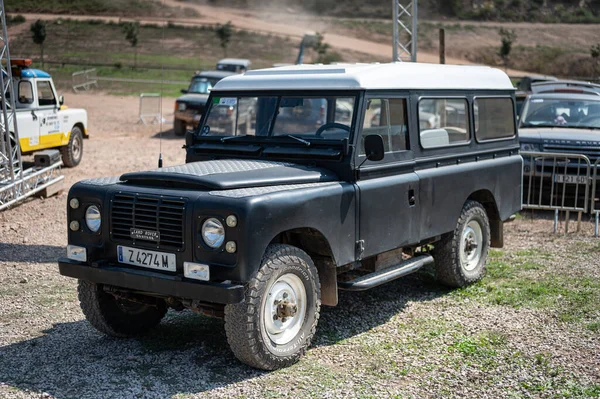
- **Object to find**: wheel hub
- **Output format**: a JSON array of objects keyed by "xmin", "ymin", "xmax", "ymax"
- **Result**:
[
  {"xmin": 460, "ymin": 221, "xmax": 484, "ymax": 272},
  {"xmin": 263, "ymin": 273, "xmax": 307, "ymax": 345}
]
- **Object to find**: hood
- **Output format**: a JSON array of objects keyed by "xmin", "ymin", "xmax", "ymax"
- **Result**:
[
  {"xmin": 519, "ymin": 127, "xmax": 600, "ymax": 143},
  {"xmin": 120, "ymin": 159, "xmax": 339, "ymax": 190},
  {"xmin": 176, "ymin": 94, "xmax": 210, "ymax": 105}
]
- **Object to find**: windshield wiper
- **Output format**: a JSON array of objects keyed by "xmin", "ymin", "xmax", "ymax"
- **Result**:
[
  {"xmin": 281, "ymin": 135, "xmax": 311, "ymax": 147},
  {"xmin": 220, "ymin": 135, "xmax": 248, "ymax": 143}
]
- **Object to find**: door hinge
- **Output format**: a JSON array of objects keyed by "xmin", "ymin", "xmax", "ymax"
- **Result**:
[{"xmin": 356, "ymin": 240, "xmax": 365, "ymax": 260}]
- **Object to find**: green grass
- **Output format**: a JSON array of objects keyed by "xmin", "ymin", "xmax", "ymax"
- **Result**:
[{"xmin": 449, "ymin": 331, "xmax": 507, "ymax": 357}]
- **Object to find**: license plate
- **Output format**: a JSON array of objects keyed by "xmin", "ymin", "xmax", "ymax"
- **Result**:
[
  {"xmin": 554, "ymin": 175, "xmax": 587, "ymax": 184},
  {"xmin": 117, "ymin": 246, "xmax": 176, "ymax": 272}
]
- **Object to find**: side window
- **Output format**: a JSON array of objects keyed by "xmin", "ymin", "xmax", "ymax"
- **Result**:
[
  {"xmin": 18, "ymin": 81, "xmax": 34, "ymax": 105},
  {"xmin": 360, "ymin": 98, "xmax": 408, "ymax": 155},
  {"xmin": 37, "ymin": 81, "xmax": 56, "ymax": 106},
  {"xmin": 474, "ymin": 98, "xmax": 515, "ymax": 141},
  {"xmin": 419, "ymin": 98, "xmax": 469, "ymax": 149}
]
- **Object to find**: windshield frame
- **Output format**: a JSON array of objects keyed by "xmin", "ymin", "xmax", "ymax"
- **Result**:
[
  {"xmin": 195, "ymin": 90, "xmax": 362, "ymax": 144},
  {"xmin": 519, "ymin": 95, "xmax": 600, "ymax": 130}
]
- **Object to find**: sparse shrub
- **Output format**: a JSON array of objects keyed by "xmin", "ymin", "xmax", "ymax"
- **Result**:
[
  {"xmin": 498, "ymin": 28, "xmax": 516, "ymax": 70},
  {"xmin": 215, "ymin": 21, "xmax": 233, "ymax": 57},
  {"xmin": 121, "ymin": 21, "xmax": 140, "ymax": 68},
  {"xmin": 30, "ymin": 20, "xmax": 46, "ymax": 68}
]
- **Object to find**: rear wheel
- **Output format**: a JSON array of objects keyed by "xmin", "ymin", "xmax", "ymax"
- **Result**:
[
  {"xmin": 78, "ymin": 280, "xmax": 167, "ymax": 337},
  {"xmin": 60, "ymin": 126, "xmax": 83, "ymax": 167},
  {"xmin": 174, "ymin": 119, "xmax": 187, "ymax": 136},
  {"xmin": 433, "ymin": 200, "xmax": 490, "ymax": 287},
  {"xmin": 224, "ymin": 244, "xmax": 321, "ymax": 370}
]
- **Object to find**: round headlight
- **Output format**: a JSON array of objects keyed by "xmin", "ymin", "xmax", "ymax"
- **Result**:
[
  {"xmin": 178, "ymin": 102, "xmax": 186, "ymax": 112},
  {"xmin": 85, "ymin": 205, "xmax": 101, "ymax": 233},
  {"xmin": 202, "ymin": 218, "xmax": 225, "ymax": 248}
]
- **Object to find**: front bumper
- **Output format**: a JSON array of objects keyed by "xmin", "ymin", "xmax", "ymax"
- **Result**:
[
  {"xmin": 58, "ymin": 258, "xmax": 245, "ymax": 304},
  {"xmin": 174, "ymin": 111, "xmax": 202, "ymax": 127}
]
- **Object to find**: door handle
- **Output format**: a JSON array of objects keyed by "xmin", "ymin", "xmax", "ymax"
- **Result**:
[
  {"xmin": 31, "ymin": 110, "xmax": 37, "ymax": 121},
  {"xmin": 408, "ymin": 189, "xmax": 416, "ymax": 206}
]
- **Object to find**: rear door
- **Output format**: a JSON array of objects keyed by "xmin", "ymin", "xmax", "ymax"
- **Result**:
[{"xmin": 356, "ymin": 95, "xmax": 420, "ymax": 259}]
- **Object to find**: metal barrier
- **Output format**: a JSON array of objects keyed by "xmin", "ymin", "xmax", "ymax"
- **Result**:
[
  {"xmin": 138, "ymin": 93, "xmax": 161, "ymax": 125},
  {"xmin": 72, "ymin": 68, "xmax": 98, "ymax": 92},
  {"xmin": 591, "ymin": 159, "xmax": 600, "ymax": 237},
  {"xmin": 522, "ymin": 151, "xmax": 593, "ymax": 234}
]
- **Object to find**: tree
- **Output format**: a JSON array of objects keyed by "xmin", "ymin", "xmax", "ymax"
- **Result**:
[
  {"xmin": 30, "ymin": 20, "xmax": 47, "ymax": 68},
  {"xmin": 312, "ymin": 33, "xmax": 331, "ymax": 63},
  {"xmin": 498, "ymin": 28, "xmax": 516, "ymax": 71},
  {"xmin": 591, "ymin": 44, "xmax": 600, "ymax": 79},
  {"xmin": 215, "ymin": 21, "xmax": 233, "ymax": 57},
  {"xmin": 122, "ymin": 22, "xmax": 140, "ymax": 68}
]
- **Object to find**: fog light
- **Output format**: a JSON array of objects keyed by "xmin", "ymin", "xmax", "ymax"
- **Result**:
[
  {"xmin": 67, "ymin": 245, "xmax": 87, "ymax": 262},
  {"xmin": 69, "ymin": 220, "xmax": 80, "ymax": 231},
  {"xmin": 225, "ymin": 241, "xmax": 237, "ymax": 253},
  {"xmin": 69, "ymin": 198, "xmax": 80, "ymax": 209},
  {"xmin": 184, "ymin": 262, "xmax": 210, "ymax": 281},
  {"xmin": 226, "ymin": 215, "xmax": 237, "ymax": 227}
]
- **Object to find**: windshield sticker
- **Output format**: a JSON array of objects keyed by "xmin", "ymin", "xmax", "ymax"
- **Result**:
[
  {"xmin": 212, "ymin": 97, "xmax": 220, "ymax": 104},
  {"xmin": 219, "ymin": 98, "xmax": 237, "ymax": 106},
  {"xmin": 531, "ymin": 99, "xmax": 544, "ymax": 103}
]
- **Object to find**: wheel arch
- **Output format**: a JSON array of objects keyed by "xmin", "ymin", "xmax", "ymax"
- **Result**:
[
  {"xmin": 73, "ymin": 122, "xmax": 88, "ymax": 138},
  {"xmin": 466, "ymin": 189, "xmax": 503, "ymax": 248},
  {"xmin": 269, "ymin": 227, "xmax": 338, "ymax": 306}
]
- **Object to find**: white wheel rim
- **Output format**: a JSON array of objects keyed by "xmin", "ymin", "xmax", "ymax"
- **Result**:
[
  {"xmin": 72, "ymin": 134, "xmax": 82, "ymax": 160},
  {"xmin": 263, "ymin": 273, "xmax": 307, "ymax": 345},
  {"xmin": 460, "ymin": 220, "xmax": 483, "ymax": 272}
]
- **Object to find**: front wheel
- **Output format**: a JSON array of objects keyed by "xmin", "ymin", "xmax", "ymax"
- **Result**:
[
  {"xmin": 433, "ymin": 200, "xmax": 490, "ymax": 287},
  {"xmin": 78, "ymin": 280, "xmax": 167, "ymax": 337},
  {"xmin": 60, "ymin": 127, "xmax": 83, "ymax": 167},
  {"xmin": 174, "ymin": 119, "xmax": 187, "ymax": 136},
  {"xmin": 224, "ymin": 244, "xmax": 321, "ymax": 370}
]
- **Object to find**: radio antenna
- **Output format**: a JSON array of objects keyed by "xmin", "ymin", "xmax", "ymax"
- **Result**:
[{"xmin": 157, "ymin": 0, "xmax": 166, "ymax": 168}]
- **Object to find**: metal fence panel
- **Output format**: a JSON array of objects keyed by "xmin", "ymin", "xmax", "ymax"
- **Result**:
[
  {"xmin": 521, "ymin": 151, "xmax": 591, "ymax": 213},
  {"xmin": 138, "ymin": 93, "xmax": 161, "ymax": 125},
  {"xmin": 72, "ymin": 68, "xmax": 98, "ymax": 92}
]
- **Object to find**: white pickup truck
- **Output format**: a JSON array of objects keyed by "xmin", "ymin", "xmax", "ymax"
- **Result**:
[{"xmin": 9, "ymin": 60, "xmax": 88, "ymax": 167}]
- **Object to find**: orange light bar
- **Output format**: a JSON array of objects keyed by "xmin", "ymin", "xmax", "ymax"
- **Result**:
[{"xmin": 10, "ymin": 59, "xmax": 32, "ymax": 67}]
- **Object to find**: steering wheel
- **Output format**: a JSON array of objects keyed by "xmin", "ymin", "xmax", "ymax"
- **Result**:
[
  {"xmin": 577, "ymin": 115, "xmax": 600, "ymax": 127},
  {"xmin": 315, "ymin": 122, "xmax": 350, "ymax": 137}
]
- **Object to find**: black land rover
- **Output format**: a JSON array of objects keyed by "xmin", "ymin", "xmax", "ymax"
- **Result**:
[{"xmin": 59, "ymin": 63, "xmax": 522, "ymax": 370}]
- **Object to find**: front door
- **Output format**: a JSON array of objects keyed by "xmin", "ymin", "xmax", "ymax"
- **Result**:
[
  {"xmin": 356, "ymin": 96, "xmax": 420, "ymax": 259},
  {"xmin": 35, "ymin": 80, "xmax": 61, "ymax": 140}
]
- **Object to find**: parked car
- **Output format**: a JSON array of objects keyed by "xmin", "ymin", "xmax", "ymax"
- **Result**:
[
  {"xmin": 8, "ymin": 59, "xmax": 88, "ymax": 167},
  {"xmin": 216, "ymin": 58, "xmax": 251, "ymax": 74},
  {"xmin": 531, "ymin": 80, "xmax": 600, "ymax": 96},
  {"xmin": 59, "ymin": 63, "xmax": 522, "ymax": 371},
  {"xmin": 174, "ymin": 70, "xmax": 234, "ymax": 136},
  {"xmin": 519, "ymin": 91, "xmax": 600, "ymax": 209}
]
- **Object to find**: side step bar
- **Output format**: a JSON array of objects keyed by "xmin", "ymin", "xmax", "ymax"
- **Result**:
[{"xmin": 338, "ymin": 254, "xmax": 434, "ymax": 292}]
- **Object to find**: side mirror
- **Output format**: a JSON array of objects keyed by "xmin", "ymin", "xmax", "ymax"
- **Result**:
[
  {"xmin": 59, "ymin": 95, "xmax": 64, "ymax": 106},
  {"xmin": 181, "ymin": 89, "xmax": 188, "ymax": 94},
  {"xmin": 364, "ymin": 134, "xmax": 385, "ymax": 161}
]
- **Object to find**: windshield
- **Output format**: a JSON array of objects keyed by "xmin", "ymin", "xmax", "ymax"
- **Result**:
[
  {"xmin": 200, "ymin": 94, "xmax": 356, "ymax": 140},
  {"xmin": 521, "ymin": 97, "xmax": 600, "ymax": 129},
  {"xmin": 188, "ymin": 79, "xmax": 212, "ymax": 94}
]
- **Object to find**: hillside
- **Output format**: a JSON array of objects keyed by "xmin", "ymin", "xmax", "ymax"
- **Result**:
[
  {"xmin": 183, "ymin": 0, "xmax": 600, "ymax": 23},
  {"xmin": 5, "ymin": 0, "xmax": 198, "ymax": 18}
]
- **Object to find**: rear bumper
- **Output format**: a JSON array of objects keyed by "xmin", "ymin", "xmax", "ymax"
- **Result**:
[{"xmin": 58, "ymin": 258, "xmax": 245, "ymax": 304}]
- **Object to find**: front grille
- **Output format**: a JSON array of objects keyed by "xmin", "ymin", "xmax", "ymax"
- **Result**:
[
  {"xmin": 185, "ymin": 103, "xmax": 205, "ymax": 112},
  {"xmin": 543, "ymin": 144, "xmax": 600, "ymax": 164},
  {"xmin": 110, "ymin": 193, "xmax": 185, "ymax": 250}
]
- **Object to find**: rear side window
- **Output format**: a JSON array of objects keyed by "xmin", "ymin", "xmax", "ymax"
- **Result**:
[
  {"xmin": 474, "ymin": 97, "xmax": 515, "ymax": 141},
  {"xmin": 360, "ymin": 98, "xmax": 408, "ymax": 155},
  {"xmin": 419, "ymin": 98, "xmax": 469, "ymax": 149}
]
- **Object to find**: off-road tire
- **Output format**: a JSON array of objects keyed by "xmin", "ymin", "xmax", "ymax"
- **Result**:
[
  {"xmin": 174, "ymin": 119, "xmax": 187, "ymax": 136},
  {"xmin": 78, "ymin": 280, "xmax": 167, "ymax": 337},
  {"xmin": 224, "ymin": 244, "xmax": 321, "ymax": 370},
  {"xmin": 433, "ymin": 200, "xmax": 490, "ymax": 288},
  {"xmin": 60, "ymin": 126, "xmax": 83, "ymax": 167}
]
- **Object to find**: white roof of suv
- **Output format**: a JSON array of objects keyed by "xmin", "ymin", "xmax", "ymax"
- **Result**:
[{"xmin": 214, "ymin": 62, "xmax": 514, "ymax": 91}]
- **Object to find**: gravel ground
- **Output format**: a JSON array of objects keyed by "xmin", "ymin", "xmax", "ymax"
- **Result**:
[{"xmin": 0, "ymin": 93, "xmax": 599, "ymax": 399}]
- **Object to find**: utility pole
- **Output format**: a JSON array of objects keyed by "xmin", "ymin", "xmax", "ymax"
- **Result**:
[
  {"xmin": 392, "ymin": 0, "xmax": 418, "ymax": 62},
  {"xmin": 439, "ymin": 28, "xmax": 445, "ymax": 64}
]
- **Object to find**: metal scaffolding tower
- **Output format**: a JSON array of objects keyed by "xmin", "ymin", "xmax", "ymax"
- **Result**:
[
  {"xmin": 392, "ymin": 0, "xmax": 418, "ymax": 62},
  {"xmin": 0, "ymin": 0, "xmax": 63, "ymax": 211}
]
